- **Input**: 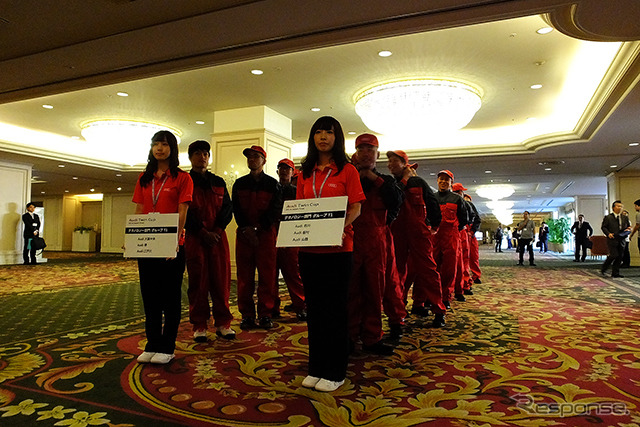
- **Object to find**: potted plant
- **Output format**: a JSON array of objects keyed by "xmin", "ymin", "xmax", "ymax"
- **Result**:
[
  {"xmin": 546, "ymin": 217, "xmax": 571, "ymax": 253},
  {"xmin": 72, "ymin": 225, "xmax": 97, "ymax": 251}
]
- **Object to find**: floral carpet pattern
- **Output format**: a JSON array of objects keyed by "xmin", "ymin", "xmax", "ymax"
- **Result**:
[{"xmin": 0, "ymin": 258, "xmax": 639, "ymax": 426}]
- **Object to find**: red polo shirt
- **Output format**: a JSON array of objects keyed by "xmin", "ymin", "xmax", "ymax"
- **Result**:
[
  {"xmin": 296, "ymin": 161, "xmax": 365, "ymax": 253},
  {"xmin": 133, "ymin": 169, "xmax": 193, "ymax": 214}
]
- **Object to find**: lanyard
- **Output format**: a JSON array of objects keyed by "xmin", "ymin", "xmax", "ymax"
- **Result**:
[
  {"xmin": 151, "ymin": 174, "xmax": 169, "ymax": 212},
  {"xmin": 312, "ymin": 168, "xmax": 331, "ymax": 198}
]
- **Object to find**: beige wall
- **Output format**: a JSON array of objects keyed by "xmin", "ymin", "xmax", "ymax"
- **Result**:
[
  {"xmin": 102, "ymin": 194, "xmax": 134, "ymax": 253},
  {"xmin": 0, "ymin": 160, "xmax": 31, "ymax": 264}
]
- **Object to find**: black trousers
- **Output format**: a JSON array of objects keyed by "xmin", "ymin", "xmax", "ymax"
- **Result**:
[
  {"xmin": 517, "ymin": 238, "xmax": 534, "ymax": 264},
  {"xmin": 298, "ymin": 251, "xmax": 352, "ymax": 382},
  {"xmin": 575, "ymin": 238, "xmax": 589, "ymax": 261},
  {"xmin": 23, "ymin": 237, "xmax": 37, "ymax": 264},
  {"xmin": 137, "ymin": 248, "xmax": 185, "ymax": 354},
  {"xmin": 602, "ymin": 239, "xmax": 626, "ymax": 275}
]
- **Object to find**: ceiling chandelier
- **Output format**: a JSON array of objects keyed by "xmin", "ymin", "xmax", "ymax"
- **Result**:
[
  {"xmin": 354, "ymin": 79, "xmax": 482, "ymax": 136},
  {"xmin": 476, "ymin": 184, "xmax": 515, "ymax": 201},
  {"xmin": 80, "ymin": 120, "xmax": 181, "ymax": 165}
]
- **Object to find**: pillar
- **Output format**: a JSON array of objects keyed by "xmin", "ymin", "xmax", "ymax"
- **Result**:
[{"xmin": 0, "ymin": 160, "xmax": 31, "ymax": 264}]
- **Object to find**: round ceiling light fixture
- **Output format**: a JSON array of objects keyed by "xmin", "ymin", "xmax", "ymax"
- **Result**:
[
  {"xmin": 354, "ymin": 79, "xmax": 482, "ymax": 136},
  {"xmin": 476, "ymin": 184, "xmax": 515, "ymax": 201}
]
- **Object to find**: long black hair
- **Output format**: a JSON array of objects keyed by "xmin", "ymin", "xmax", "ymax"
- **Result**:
[
  {"xmin": 139, "ymin": 130, "xmax": 181, "ymax": 187},
  {"xmin": 300, "ymin": 116, "xmax": 349, "ymax": 179}
]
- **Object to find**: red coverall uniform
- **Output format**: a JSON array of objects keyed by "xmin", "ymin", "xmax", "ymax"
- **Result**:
[
  {"xmin": 454, "ymin": 200, "xmax": 474, "ymax": 295},
  {"xmin": 185, "ymin": 170, "xmax": 233, "ymax": 331},
  {"xmin": 349, "ymin": 170, "xmax": 403, "ymax": 346},
  {"xmin": 434, "ymin": 190, "xmax": 468, "ymax": 303},
  {"xmin": 390, "ymin": 176, "xmax": 445, "ymax": 314},
  {"xmin": 467, "ymin": 200, "xmax": 482, "ymax": 283},
  {"xmin": 232, "ymin": 172, "xmax": 282, "ymax": 320},
  {"xmin": 383, "ymin": 227, "xmax": 406, "ymax": 326},
  {"xmin": 275, "ymin": 183, "xmax": 305, "ymax": 314}
]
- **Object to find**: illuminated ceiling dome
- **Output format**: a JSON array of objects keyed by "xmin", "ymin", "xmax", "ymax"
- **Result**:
[{"xmin": 354, "ymin": 79, "xmax": 482, "ymax": 136}]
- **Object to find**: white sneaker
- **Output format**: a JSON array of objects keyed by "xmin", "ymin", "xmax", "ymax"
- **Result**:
[
  {"xmin": 315, "ymin": 378, "xmax": 345, "ymax": 392},
  {"xmin": 216, "ymin": 326, "xmax": 236, "ymax": 340},
  {"xmin": 194, "ymin": 330, "xmax": 207, "ymax": 342},
  {"xmin": 136, "ymin": 351, "xmax": 156, "ymax": 363},
  {"xmin": 301, "ymin": 375, "xmax": 321, "ymax": 388},
  {"xmin": 150, "ymin": 353, "xmax": 175, "ymax": 364}
]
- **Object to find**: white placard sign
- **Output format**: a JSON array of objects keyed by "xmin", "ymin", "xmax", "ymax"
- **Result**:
[
  {"xmin": 276, "ymin": 196, "xmax": 348, "ymax": 247},
  {"xmin": 124, "ymin": 213, "xmax": 179, "ymax": 258}
]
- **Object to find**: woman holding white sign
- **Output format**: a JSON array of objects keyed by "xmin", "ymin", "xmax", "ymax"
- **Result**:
[
  {"xmin": 296, "ymin": 116, "xmax": 365, "ymax": 392},
  {"xmin": 132, "ymin": 130, "xmax": 193, "ymax": 365}
]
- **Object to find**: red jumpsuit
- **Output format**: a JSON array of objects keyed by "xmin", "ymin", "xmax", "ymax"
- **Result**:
[
  {"xmin": 232, "ymin": 172, "xmax": 282, "ymax": 320},
  {"xmin": 275, "ymin": 183, "xmax": 305, "ymax": 314},
  {"xmin": 383, "ymin": 227, "xmax": 406, "ymax": 326},
  {"xmin": 434, "ymin": 191, "xmax": 467, "ymax": 303},
  {"xmin": 391, "ymin": 176, "xmax": 445, "ymax": 314},
  {"xmin": 467, "ymin": 200, "xmax": 482, "ymax": 283},
  {"xmin": 349, "ymin": 172, "xmax": 403, "ymax": 345},
  {"xmin": 454, "ymin": 226, "xmax": 471, "ymax": 295},
  {"xmin": 185, "ymin": 171, "xmax": 234, "ymax": 331}
]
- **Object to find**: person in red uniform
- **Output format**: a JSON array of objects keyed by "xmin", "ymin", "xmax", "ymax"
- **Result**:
[
  {"xmin": 452, "ymin": 183, "xmax": 473, "ymax": 302},
  {"xmin": 464, "ymin": 194, "xmax": 482, "ymax": 288},
  {"xmin": 184, "ymin": 140, "xmax": 235, "ymax": 343},
  {"xmin": 349, "ymin": 134, "xmax": 403, "ymax": 355},
  {"xmin": 232, "ymin": 145, "xmax": 282, "ymax": 331},
  {"xmin": 387, "ymin": 150, "xmax": 446, "ymax": 328},
  {"xmin": 274, "ymin": 158, "xmax": 306, "ymax": 321},
  {"xmin": 132, "ymin": 130, "xmax": 193, "ymax": 365},
  {"xmin": 297, "ymin": 116, "xmax": 365, "ymax": 393},
  {"xmin": 433, "ymin": 170, "xmax": 468, "ymax": 309}
]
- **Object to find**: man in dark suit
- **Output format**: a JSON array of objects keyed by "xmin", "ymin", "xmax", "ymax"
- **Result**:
[
  {"xmin": 570, "ymin": 214, "xmax": 593, "ymax": 262},
  {"xmin": 22, "ymin": 202, "xmax": 41, "ymax": 265},
  {"xmin": 600, "ymin": 200, "xmax": 631, "ymax": 278}
]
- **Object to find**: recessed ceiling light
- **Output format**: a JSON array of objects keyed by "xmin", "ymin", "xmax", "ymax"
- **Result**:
[
  {"xmin": 311, "ymin": 107, "xmax": 320, "ymax": 112},
  {"xmin": 610, "ymin": 165, "xmax": 618, "ymax": 168},
  {"xmin": 117, "ymin": 187, "xmax": 122, "ymax": 191},
  {"xmin": 485, "ymin": 170, "xmax": 492, "ymax": 174},
  {"xmin": 64, "ymin": 190, "xmax": 69, "ymax": 193},
  {"xmin": 629, "ymin": 142, "xmax": 639, "ymax": 146},
  {"xmin": 71, "ymin": 136, "xmax": 80, "ymax": 140},
  {"xmin": 40, "ymin": 191, "xmax": 45, "ymax": 194},
  {"xmin": 42, "ymin": 104, "xmax": 53, "ymax": 109},
  {"xmin": 115, "ymin": 173, "xmax": 122, "ymax": 177},
  {"xmin": 530, "ymin": 84, "xmax": 543, "ymax": 89},
  {"xmin": 90, "ymin": 188, "xmax": 95, "ymax": 192},
  {"xmin": 58, "ymin": 164, "xmax": 65, "ymax": 168},
  {"xmin": 536, "ymin": 27, "xmax": 553, "ymax": 35},
  {"xmin": 251, "ymin": 69, "xmax": 263, "ymax": 75},
  {"xmin": 195, "ymin": 121, "xmax": 205, "ymax": 125},
  {"xmin": 545, "ymin": 167, "xmax": 552, "ymax": 171},
  {"xmin": 378, "ymin": 50, "xmax": 392, "ymax": 57},
  {"xmin": 430, "ymin": 172, "xmax": 436, "ymax": 176},
  {"xmin": 72, "ymin": 176, "xmax": 78, "ymax": 180},
  {"xmin": 348, "ymin": 131, "xmax": 356, "ymax": 135},
  {"xmin": 116, "ymin": 92, "xmax": 129, "ymax": 97}
]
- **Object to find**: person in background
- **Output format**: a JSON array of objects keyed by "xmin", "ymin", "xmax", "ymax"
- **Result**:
[
  {"xmin": 464, "ymin": 194, "xmax": 482, "ymax": 286},
  {"xmin": 274, "ymin": 158, "xmax": 306, "ymax": 321},
  {"xmin": 22, "ymin": 202, "xmax": 41, "ymax": 265},
  {"xmin": 232, "ymin": 145, "xmax": 282, "ymax": 331},
  {"xmin": 621, "ymin": 209, "xmax": 631, "ymax": 268},
  {"xmin": 516, "ymin": 211, "xmax": 536, "ymax": 266},
  {"xmin": 297, "ymin": 116, "xmax": 365, "ymax": 393},
  {"xmin": 601, "ymin": 200, "xmax": 631, "ymax": 278},
  {"xmin": 184, "ymin": 140, "xmax": 235, "ymax": 343},
  {"xmin": 570, "ymin": 214, "xmax": 593, "ymax": 262},
  {"xmin": 629, "ymin": 200, "xmax": 640, "ymax": 256},
  {"xmin": 452, "ymin": 182, "xmax": 473, "ymax": 302},
  {"xmin": 538, "ymin": 221, "xmax": 549, "ymax": 253},
  {"xmin": 494, "ymin": 226, "xmax": 503, "ymax": 253},
  {"xmin": 133, "ymin": 130, "xmax": 193, "ymax": 365},
  {"xmin": 505, "ymin": 226, "xmax": 513, "ymax": 250}
]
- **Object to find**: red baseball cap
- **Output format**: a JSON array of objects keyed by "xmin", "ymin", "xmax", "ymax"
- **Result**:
[
  {"xmin": 386, "ymin": 150, "xmax": 418, "ymax": 169},
  {"xmin": 277, "ymin": 158, "xmax": 295, "ymax": 169},
  {"xmin": 438, "ymin": 169, "xmax": 454, "ymax": 180},
  {"xmin": 243, "ymin": 145, "xmax": 267, "ymax": 159},
  {"xmin": 355, "ymin": 133, "xmax": 379, "ymax": 147},
  {"xmin": 452, "ymin": 182, "xmax": 467, "ymax": 192}
]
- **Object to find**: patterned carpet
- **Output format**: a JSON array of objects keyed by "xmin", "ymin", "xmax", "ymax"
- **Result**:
[{"xmin": 1, "ymin": 249, "xmax": 639, "ymax": 426}]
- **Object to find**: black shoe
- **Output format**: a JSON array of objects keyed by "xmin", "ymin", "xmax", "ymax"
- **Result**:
[
  {"xmin": 573, "ymin": 259, "xmax": 580, "ymax": 262},
  {"xmin": 600, "ymin": 270, "xmax": 607, "ymax": 276},
  {"xmin": 517, "ymin": 262, "xmax": 524, "ymax": 266},
  {"xmin": 499, "ymin": 250, "xmax": 503, "ymax": 252},
  {"xmin": 389, "ymin": 323, "xmax": 403, "ymax": 341},
  {"xmin": 473, "ymin": 278, "xmax": 482, "ymax": 284},
  {"xmin": 612, "ymin": 274, "xmax": 624, "ymax": 278},
  {"xmin": 530, "ymin": 263, "xmax": 537, "ymax": 266},
  {"xmin": 271, "ymin": 310, "xmax": 282, "ymax": 319},
  {"xmin": 240, "ymin": 318, "xmax": 256, "ymax": 330},
  {"xmin": 295, "ymin": 310, "xmax": 307, "ymax": 321},
  {"xmin": 454, "ymin": 294, "xmax": 466, "ymax": 302},
  {"xmin": 432, "ymin": 313, "xmax": 446, "ymax": 328},
  {"xmin": 283, "ymin": 303, "xmax": 295, "ymax": 312},
  {"xmin": 259, "ymin": 316, "xmax": 273, "ymax": 330},
  {"xmin": 443, "ymin": 301, "xmax": 451, "ymax": 310},
  {"xmin": 362, "ymin": 341, "xmax": 395, "ymax": 356},
  {"xmin": 410, "ymin": 305, "xmax": 430, "ymax": 317},
  {"xmin": 463, "ymin": 289, "xmax": 474, "ymax": 295},
  {"xmin": 581, "ymin": 258, "xmax": 586, "ymax": 262}
]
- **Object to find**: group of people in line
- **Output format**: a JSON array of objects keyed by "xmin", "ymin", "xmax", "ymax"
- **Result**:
[{"xmin": 131, "ymin": 116, "xmax": 483, "ymax": 393}]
